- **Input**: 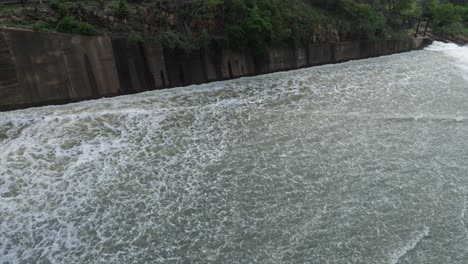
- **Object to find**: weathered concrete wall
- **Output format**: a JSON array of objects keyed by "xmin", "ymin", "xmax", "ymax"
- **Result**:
[
  {"xmin": 220, "ymin": 50, "xmax": 256, "ymax": 79},
  {"xmin": 360, "ymin": 41, "xmax": 384, "ymax": 59},
  {"xmin": 295, "ymin": 46, "xmax": 308, "ymax": 69},
  {"xmin": 0, "ymin": 28, "xmax": 432, "ymax": 111},
  {"xmin": 163, "ymin": 48, "xmax": 209, "ymax": 87},
  {"xmin": 0, "ymin": 29, "xmax": 120, "ymax": 110},
  {"xmin": 308, "ymin": 43, "xmax": 333, "ymax": 66},
  {"xmin": 0, "ymin": 32, "xmax": 21, "ymax": 110},
  {"xmin": 203, "ymin": 48, "xmax": 221, "ymax": 82},
  {"xmin": 412, "ymin": 38, "xmax": 432, "ymax": 50},
  {"xmin": 334, "ymin": 42, "xmax": 361, "ymax": 62},
  {"xmin": 178, "ymin": 49, "xmax": 207, "ymax": 85},
  {"xmin": 112, "ymin": 39, "xmax": 156, "ymax": 94},
  {"xmin": 144, "ymin": 45, "xmax": 169, "ymax": 89},
  {"xmin": 256, "ymin": 45, "xmax": 313, "ymax": 74},
  {"xmin": 265, "ymin": 46, "xmax": 298, "ymax": 73}
]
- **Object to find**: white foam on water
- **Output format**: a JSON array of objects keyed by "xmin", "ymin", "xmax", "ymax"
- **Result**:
[
  {"xmin": 460, "ymin": 199, "xmax": 468, "ymax": 240},
  {"xmin": 426, "ymin": 41, "xmax": 468, "ymax": 79},
  {"xmin": 1, "ymin": 45, "xmax": 468, "ymax": 263},
  {"xmin": 389, "ymin": 227, "xmax": 430, "ymax": 264}
]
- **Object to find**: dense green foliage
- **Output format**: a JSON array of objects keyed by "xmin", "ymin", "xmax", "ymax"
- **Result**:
[
  {"xmin": 77, "ymin": 22, "xmax": 99, "ymax": 36},
  {"xmin": 14, "ymin": 0, "xmax": 468, "ymax": 47},
  {"xmin": 55, "ymin": 16, "xmax": 98, "ymax": 35},
  {"xmin": 0, "ymin": 6, "xmax": 18, "ymax": 14},
  {"xmin": 117, "ymin": 0, "xmax": 130, "ymax": 18},
  {"xmin": 427, "ymin": 1, "xmax": 468, "ymax": 34},
  {"xmin": 342, "ymin": 0, "xmax": 387, "ymax": 39},
  {"xmin": 127, "ymin": 31, "xmax": 145, "ymax": 44},
  {"xmin": 216, "ymin": 0, "xmax": 422, "ymax": 51},
  {"xmin": 50, "ymin": 0, "xmax": 69, "ymax": 18},
  {"xmin": 31, "ymin": 0, "xmax": 100, "ymax": 35},
  {"xmin": 56, "ymin": 16, "xmax": 79, "ymax": 33},
  {"xmin": 32, "ymin": 20, "xmax": 55, "ymax": 33}
]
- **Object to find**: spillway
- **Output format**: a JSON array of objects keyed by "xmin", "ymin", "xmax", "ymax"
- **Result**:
[{"xmin": 1, "ymin": 42, "xmax": 468, "ymax": 263}]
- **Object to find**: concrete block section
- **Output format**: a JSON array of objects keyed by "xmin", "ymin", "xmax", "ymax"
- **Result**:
[
  {"xmin": 112, "ymin": 39, "xmax": 155, "ymax": 94},
  {"xmin": 2, "ymin": 29, "xmax": 120, "ymax": 108},
  {"xmin": 164, "ymin": 48, "xmax": 185, "ymax": 87},
  {"xmin": 0, "ymin": 32, "xmax": 22, "ymax": 110},
  {"xmin": 4, "ymin": 30, "xmax": 67, "ymax": 105},
  {"xmin": 267, "ymin": 46, "xmax": 297, "ymax": 72},
  {"xmin": 360, "ymin": 41, "xmax": 380, "ymax": 58},
  {"xmin": 295, "ymin": 45, "xmax": 308, "ymax": 68},
  {"xmin": 308, "ymin": 43, "xmax": 332, "ymax": 66},
  {"xmin": 179, "ymin": 50, "xmax": 207, "ymax": 85},
  {"xmin": 202, "ymin": 48, "xmax": 221, "ymax": 82},
  {"xmin": 385, "ymin": 40, "xmax": 399, "ymax": 55},
  {"xmin": 164, "ymin": 48, "xmax": 207, "ymax": 87},
  {"xmin": 221, "ymin": 50, "xmax": 255, "ymax": 79},
  {"xmin": 81, "ymin": 36, "xmax": 121, "ymax": 97},
  {"xmin": 334, "ymin": 42, "xmax": 360, "ymax": 63},
  {"xmin": 400, "ymin": 38, "xmax": 413, "ymax": 52},
  {"xmin": 412, "ymin": 37, "xmax": 432, "ymax": 50},
  {"xmin": 144, "ymin": 45, "xmax": 168, "ymax": 89},
  {"xmin": 384, "ymin": 39, "xmax": 413, "ymax": 55}
]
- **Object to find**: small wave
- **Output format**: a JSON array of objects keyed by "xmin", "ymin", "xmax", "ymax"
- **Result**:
[
  {"xmin": 389, "ymin": 226, "xmax": 430, "ymax": 264},
  {"xmin": 425, "ymin": 41, "xmax": 468, "ymax": 79},
  {"xmin": 306, "ymin": 110, "xmax": 468, "ymax": 123}
]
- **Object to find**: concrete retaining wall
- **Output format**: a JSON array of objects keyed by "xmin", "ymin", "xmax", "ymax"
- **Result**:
[
  {"xmin": 0, "ymin": 33, "xmax": 21, "ymax": 109},
  {"xmin": 0, "ymin": 29, "xmax": 432, "ymax": 111},
  {"xmin": 308, "ymin": 43, "xmax": 333, "ymax": 66},
  {"xmin": 1, "ymin": 29, "xmax": 120, "ymax": 110}
]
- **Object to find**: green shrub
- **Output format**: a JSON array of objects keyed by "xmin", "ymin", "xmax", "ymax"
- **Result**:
[
  {"xmin": 221, "ymin": 0, "xmax": 289, "ymax": 52},
  {"xmin": 432, "ymin": 4, "xmax": 463, "ymax": 24},
  {"xmin": 56, "ymin": 16, "xmax": 79, "ymax": 34},
  {"xmin": 49, "ymin": 0, "xmax": 61, "ymax": 11},
  {"xmin": 77, "ymin": 22, "xmax": 98, "ymax": 36},
  {"xmin": 97, "ymin": 0, "xmax": 105, "ymax": 9},
  {"xmin": 197, "ymin": 28, "xmax": 212, "ymax": 48},
  {"xmin": 342, "ymin": 0, "xmax": 387, "ymax": 39},
  {"xmin": 0, "ymin": 6, "xmax": 17, "ymax": 14},
  {"xmin": 430, "ymin": 3, "xmax": 468, "ymax": 35},
  {"xmin": 56, "ymin": 16, "xmax": 98, "ymax": 36},
  {"xmin": 284, "ymin": 0, "xmax": 321, "ymax": 44},
  {"xmin": 32, "ymin": 21, "xmax": 55, "ymax": 33},
  {"xmin": 49, "ymin": 0, "xmax": 68, "ymax": 18},
  {"xmin": 117, "ymin": 0, "xmax": 130, "ymax": 18},
  {"xmin": 127, "ymin": 32, "xmax": 145, "ymax": 44}
]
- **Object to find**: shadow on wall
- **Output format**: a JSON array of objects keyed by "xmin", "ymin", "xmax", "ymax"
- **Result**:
[{"xmin": 0, "ymin": 28, "xmax": 432, "ymax": 111}]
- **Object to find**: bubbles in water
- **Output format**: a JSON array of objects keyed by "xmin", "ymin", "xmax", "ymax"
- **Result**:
[
  {"xmin": 426, "ymin": 41, "xmax": 468, "ymax": 80},
  {"xmin": 1, "ymin": 43, "xmax": 468, "ymax": 263}
]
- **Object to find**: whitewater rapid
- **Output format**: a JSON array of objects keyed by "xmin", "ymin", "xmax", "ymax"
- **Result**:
[{"xmin": 1, "ymin": 42, "xmax": 468, "ymax": 263}]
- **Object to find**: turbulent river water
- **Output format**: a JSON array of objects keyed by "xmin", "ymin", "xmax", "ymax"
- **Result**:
[{"xmin": 1, "ymin": 42, "xmax": 468, "ymax": 263}]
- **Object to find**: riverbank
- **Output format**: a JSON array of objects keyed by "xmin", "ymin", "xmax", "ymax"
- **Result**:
[{"xmin": 0, "ymin": 28, "xmax": 432, "ymax": 111}]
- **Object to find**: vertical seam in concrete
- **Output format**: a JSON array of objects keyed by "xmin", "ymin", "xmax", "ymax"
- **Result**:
[
  {"xmin": 60, "ymin": 50, "xmax": 73, "ymax": 100},
  {"xmin": 331, "ymin": 43, "xmax": 337, "ymax": 63},
  {"xmin": 138, "ymin": 43, "xmax": 155, "ymax": 90},
  {"xmin": 1, "ymin": 30, "xmax": 25, "ymax": 106},
  {"xmin": 84, "ymin": 53, "xmax": 99, "ymax": 97},
  {"xmin": 200, "ymin": 49, "xmax": 208, "ymax": 82}
]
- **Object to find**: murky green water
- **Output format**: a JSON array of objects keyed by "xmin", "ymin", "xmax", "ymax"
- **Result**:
[{"xmin": 1, "ymin": 42, "xmax": 468, "ymax": 263}]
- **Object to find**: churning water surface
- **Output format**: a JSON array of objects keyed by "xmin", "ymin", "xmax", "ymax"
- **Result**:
[{"xmin": 1, "ymin": 42, "xmax": 468, "ymax": 263}]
